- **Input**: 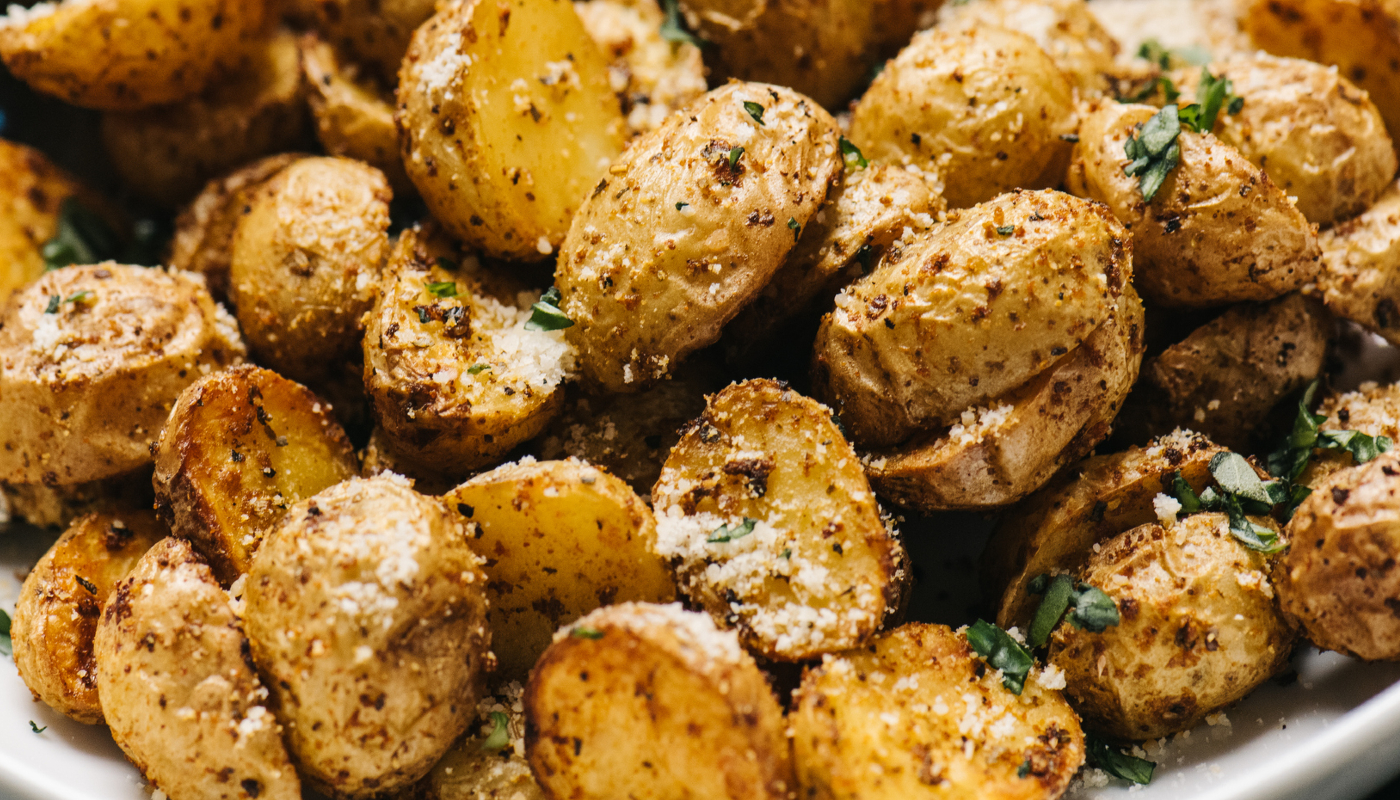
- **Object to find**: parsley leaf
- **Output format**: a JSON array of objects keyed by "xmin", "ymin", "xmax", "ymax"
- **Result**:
[
  {"xmin": 0, "ymin": 609, "xmax": 11, "ymax": 657},
  {"xmin": 480, "ymin": 711, "xmax": 510, "ymax": 751},
  {"xmin": 659, "ymin": 0, "xmax": 706, "ymax": 48},
  {"xmin": 42, "ymin": 198, "xmax": 120, "ymax": 271},
  {"xmin": 1027, "ymin": 576, "xmax": 1121, "ymax": 646},
  {"xmin": 839, "ymin": 136, "xmax": 868, "ymax": 169},
  {"xmin": 1086, "ymin": 732, "xmax": 1155, "ymax": 784},
  {"xmin": 966, "ymin": 620, "xmax": 1034, "ymax": 694},
  {"xmin": 425, "ymin": 280, "xmax": 458, "ymax": 298},
  {"xmin": 570, "ymin": 626, "xmax": 605, "ymax": 639},
  {"xmin": 743, "ymin": 101, "xmax": 765, "ymax": 126},
  {"xmin": 727, "ymin": 145, "xmax": 745, "ymax": 168},
  {"xmin": 1123, "ymin": 105, "xmax": 1182, "ymax": 202},
  {"xmin": 708, "ymin": 518, "xmax": 757, "ymax": 543},
  {"xmin": 525, "ymin": 287, "xmax": 574, "ymax": 331}
]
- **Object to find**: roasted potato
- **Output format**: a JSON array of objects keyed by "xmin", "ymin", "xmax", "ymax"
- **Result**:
[
  {"xmin": 311, "ymin": 0, "xmax": 437, "ymax": 86},
  {"xmin": 871, "ymin": 0, "xmax": 943, "ymax": 54},
  {"xmin": 152, "ymin": 365, "xmax": 359, "ymax": 585},
  {"xmin": 942, "ymin": 0, "xmax": 1121, "ymax": 95},
  {"xmin": 229, "ymin": 155, "xmax": 390, "ymax": 384},
  {"xmin": 1299, "ymin": 382, "xmax": 1400, "ymax": 489},
  {"xmin": 244, "ymin": 476, "xmax": 491, "ymax": 799},
  {"xmin": 575, "ymin": 0, "xmax": 708, "ymax": 137},
  {"xmin": 411, "ymin": 681, "xmax": 544, "ymax": 800},
  {"xmin": 397, "ymin": 0, "xmax": 627, "ymax": 260},
  {"xmin": 651, "ymin": 379, "xmax": 906, "ymax": 662},
  {"xmin": 0, "ymin": 469, "xmax": 154, "ymax": 530},
  {"xmin": 0, "ymin": 0, "xmax": 271, "ymax": 110},
  {"xmin": 791, "ymin": 623, "xmax": 1085, "ymax": 800},
  {"xmin": 1050, "ymin": 513, "xmax": 1297, "ymax": 739},
  {"xmin": 558, "ymin": 82, "xmax": 842, "ymax": 392},
  {"xmin": 525, "ymin": 602, "xmax": 794, "ymax": 800},
  {"xmin": 100, "ymin": 28, "xmax": 311, "ymax": 207},
  {"xmin": 1318, "ymin": 180, "xmax": 1400, "ymax": 345},
  {"xmin": 363, "ymin": 226, "xmax": 574, "ymax": 479},
  {"xmin": 300, "ymin": 34, "xmax": 412, "ymax": 194},
  {"xmin": 356, "ymin": 426, "xmax": 457, "ymax": 497},
  {"xmin": 849, "ymin": 24, "xmax": 1077, "ymax": 210},
  {"xmin": 11, "ymin": 508, "xmax": 164, "ymax": 724},
  {"xmin": 0, "ymin": 263, "xmax": 245, "ymax": 486},
  {"xmin": 443, "ymin": 457, "xmax": 675, "ymax": 678},
  {"xmin": 1278, "ymin": 451, "xmax": 1400, "ymax": 660},
  {"xmin": 95, "ymin": 537, "xmax": 300, "ymax": 800},
  {"xmin": 1068, "ymin": 101, "xmax": 1321, "ymax": 307}
]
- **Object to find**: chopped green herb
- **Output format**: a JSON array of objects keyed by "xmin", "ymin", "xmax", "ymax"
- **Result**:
[
  {"xmin": 659, "ymin": 0, "xmax": 706, "ymax": 48},
  {"xmin": 1118, "ymin": 75, "xmax": 1179, "ymax": 104},
  {"xmin": 415, "ymin": 307, "xmax": 432, "ymax": 325},
  {"xmin": 1208, "ymin": 452, "xmax": 1280, "ymax": 506},
  {"xmin": 44, "ymin": 295, "xmax": 60, "ymax": 314},
  {"xmin": 1137, "ymin": 39, "xmax": 1210, "ymax": 68},
  {"xmin": 425, "ymin": 280, "xmax": 458, "ymax": 298},
  {"xmin": 1168, "ymin": 470, "xmax": 1203, "ymax": 513},
  {"xmin": 1086, "ymin": 732, "xmax": 1155, "ymax": 784},
  {"xmin": 727, "ymin": 146, "xmax": 745, "ymax": 168},
  {"xmin": 966, "ymin": 620, "xmax": 1034, "ymax": 695},
  {"xmin": 1029, "ymin": 574, "xmax": 1075, "ymax": 648},
  {"xmin": 676, "ymin": 201, "xmax": 689, "ymax": 211},
  {"xmin": 570, "ymin": 626, "xmax": 605, "ymax": 640},
  {"xmin": 525, "ymin": 287, "xmax": 574, "ymax": 331},
  {"xmin": 468, "ymin": 363, "xmax": 492, "ymax": 375},
  {"xmin": 1060, "ymin": 133, "xmax": 1081, "ymax": 143},
  {"xmin": 743, "ymin": 101, "xmax": 766, "ymax": 126},
  {"xmin": 0, "ymin": 609, "xmax": 10, "ymax": 657},
  {"xmin": 788, "ymin": 217, "xmax": 801, "ymax": 242},
  {"xmin": 29, "ymin": 721, "xmax": 46, "ymax": 734},
  {"xmin": 1137, "ymin": 39, "xmax": 1172, "ymax": 69},
  {"xmin": 1180, "ymin": 68, "xmax": 1242, "ymax": 133},
  {"xmin": 1123, "ymin": 105, "xmax": 1182, "ymax": 202},
  {"xmin": 839, "ymin": 136, "xmax": 868, "ymax": 169},
  {"xmin": 1028, "ymin": 576, "xmax": 1121, "ymax": 646},
  {"xmin": 480, "ymin": 711, "xmax": 510, "ymax": 751},
  {"xmin": 41, "ymin": 198, "xmax": 120, "ymax": 271},
  {"xmin": 1017, "ymin": 758, "xmax": 1032, "ymax": 779},
  {"xmin": 1027, "ymin": 573, "xmax": 1049, "ymax": 595},
  {"xmin": 1319, "ymin": 428, "xmax": 1392, "ymax": 464},
  {"xmin": 995, "ymin": 224, "xmax": 1015, "ymax": 236},
  {"xmin": 65, "ymin": 289, "xmax": 93, "ymax": 306},
  {"xmin": 1068, "ymin": 585, "xmax": 1120, "ymax": 631},
  {"xmin": 781, "ymin": 548, "xmax": 792, "ymax": 559},
  {"xmin": 708, "ymin": 518, "xmax": 757, "ymax": 543},
  {"xmin": 1228, "ymin": 95, "xmax": 1245, "ymax": 114}
]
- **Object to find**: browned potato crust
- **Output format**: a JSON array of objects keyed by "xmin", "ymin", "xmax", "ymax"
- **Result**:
[
  {"xmin": 1, "ymin": 469, "xmax": 154, "ymax": 530},
  {"xmin": 1299, "ymin": 382, "xmax": 1400, "ymax": 489},
  {"xmin": 791, "ymin": 623, "xmax": 1085, "ymax": 800},
  {"xmin": 943, "ymin": 0, "xmax": 1121, "ymax": 95},
  {"xmin": 525, "ymin": 602, "xmax": 795, "ymax": 800},
  {"xmin": 410, "ymin": 682, "xmax": 544, "ymax": 800},
  {"xmin": 95, "ymin": 537, "xmax": 300, "ymax": 800},
  {"xmin": 0, "ymin": 263, "xmax": 245, "ymax": 486},
  {"xmin": 11, "ymin": 508, "xmax": 164, "ymax": 724},
  {"xmin": 152, "ymin": 365, "xmax": 359, "ymax": 585},
  {"xmin": 1050, "ymin": 513, "xmax": 1297, "ymax": 739},
  {"xmin": 311, "ymin": 0, "xmax": 436, "ymax": 86},
  {"xmin": 1318, "ymin": 180, "xmax": 1400, "ymax": 345}
]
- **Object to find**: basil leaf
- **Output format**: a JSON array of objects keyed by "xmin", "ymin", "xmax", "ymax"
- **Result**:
[
  {"xmin": 1222, "ymin": 494, "xmax": 1286, "ymax": 554},
  {"xmin": 425, "ymin": 280, "xmax": 458, "ymax": 298},
  {"xmin": 1209, "ymin": 452, "xmax": 1274, "ymax": 504},
  {"xmin": 29, "ymin": 721, "xmax": 46, "ymax": 734},
  {"xmin": 708, "ymin": 518, "xmax": 757, "ymax": 543},
  {"xmin": 1168, "ymin": 470, "xmax": 1203, "ymax": 513},
  {"xmin": 0, "ymin": 609, "xmax": 10, "ymax": 657},
  {"xmin": 743, "ymin": 101, "xmax": 765, "ymax": 126},
  {"xmin": 839, "ymin": 137, "xmax": 868, "ymax": 169},
  {"xmin": 1086, "ymin": 732, "xmax": 1155, "ymax": 784},
  {"xmin": 727, "ymin": 146, "xmax": 745, "ymax": 167},
  {"xmin": 659, "ymin": 0, "xmax": 706, "ymax": 48},
  {"xmin": 570, "ymin": 626, "xmax": 605, "ymax": 639},
  {"xmin": 525, "ymin": 287, "xmax": 574, "ymax": 332},
  {"xmin": 480, "ymin": 711, "xmax": 510, "ymax": 751},
  {"xmin": 966, "ymin": 620, "xmax": 1034, "ymax": 695},
  {"xmin": 1029, "ymin": 574, "xmax": 1075, "ymax": 648},
  {"xmin": 1068, "ymin": 585, "xmax": 1120, "ymax": 632},
  {"xmin": 788, "ymin": 217, "xmax": 801, "ymax": 242}
]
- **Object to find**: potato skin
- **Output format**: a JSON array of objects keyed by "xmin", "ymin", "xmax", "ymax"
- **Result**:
[
  {"xmin": 791, "ymin": 623, "xmax": 1084, "ymax": 800},
  {"xmin": 871, "ymin": 0, "xmax": 943, "ymax": 54},
  {"xmin": 1050, "ymin": 513, "xmax": 1297, "ymax": 740},
  {"xmin": 525, "ymin": 602, "xmax": 795, "ymax": 800},
  {"xmin": 229, "ymin": 156, "xmax": 390, "ymax": 384},
  {"xmin": 814, "ymin": 189, "xmax": 1131, "ymax": 449},
  {"xmin": 300, "ymin": 34, "xmax": 412, "ymax": 195},
  {"xmin": 411, "ymin": 682, "xmax": 544, "ymax": 800},
  {"xmin": 95, "ymin": 537, "xmax": 300, "ymax": 800},
  {"xmin": 944, "ymin": 0, "xmax": 1121, "ymax": 95},
  {"xmin": 0, "ymin": 264, "xmax": 245, "ymax": 486},
  {"xmin": 1300, "ymin": 383, "xmax": 1400, "ymax": 489},
  {"xmin": 442, "ymin": 457, "xmax": 676, "ymax": 678},
  {"xmin": 1, "ymin": 470, "xmax": 155, "ymax": 530},
  {"xmin": 1068, "ymin": 101, "xmax": 1321, "ymax": 307},
  {"xmin": 0, "ymin": 0, "xmax": 271, "ymax": 110},
  {"xmin": 1279, "ymin": 452, "xmax": 1400, "ymax": 660},
  {"xmin": 558, "ymin": 82, "xmax": 841, "ymax": 392},
  {"xmin": 1318, "ymin": 180, "xmax": 1400, "ymax": 345},
  {"xmin": 12, "ymin": 509, "xmax": 164, "ymax": 724},
  {"xmin": 850, "ymin": 24, "xmax": 1077, "ymax": 210},
  {"xmin": 311, "ymin": 0, "xmax": 437, "ymax": 86},
  {"xmin": 244, "ymin": 476, "xmax": 491, "ymax": 799},
  {"xmin": 652, "ymin": 379, "xmax": 907, "ymax": 661},
  {"xmin": 397, "ymin": 0, "xmax": 626, "ymax": 260},
  {"xmin": 153, "ymin": 365, "xmax": 359, "ymax": 585}
]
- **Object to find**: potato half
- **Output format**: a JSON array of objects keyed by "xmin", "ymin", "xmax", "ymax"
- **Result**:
[
  {"xmin": 411, "ymin": 681, "xmax": 544, "ymax": 800},
  {"xmin": 1318, "ymin": 180, "xmax": 1400, "ymax": 346},
  {"xmin": 300, "ymin": 34, "xmax": 412, "ymax": 194}
]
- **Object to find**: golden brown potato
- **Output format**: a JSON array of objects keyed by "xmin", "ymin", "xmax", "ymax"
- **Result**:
[
  {"xmin": 0, "ymin": 0, "xmax": 271, "ymax": 110},
  {"xmin": 244, "ymin": 476, "xmax": 491, "ymax": 799},
  {"xmin": 871, "ymin": 0, "xmax": 942, "ymax": 54},
  {"xmin": 300, "ymin": 34, "xmax": 412, "ymax": 194},
  {"xmin": 558, "ymin": 82, "xmax": 841, "ymax": 392},
  {"xmin": 1318, "ymin": 180, "xmax": 1400, "ymax": 345},
  {"xmin": 849, "ymin": 24, "xmax": 1077, "ymax": 210},
  {"xmin": 442, "ymin": 457, "xmax": 676, "ymax": 678},
  {"xmin": 312, "ymin": 0, "xmax": 437, "ymax": 86},
  {"xmin": 229, "ymin": 156, "xmax": 390, "ymax": 384},
  {"xmin": 1278, "ymin": 452, "xmax": 1400, "ymax": 660},
  {"xmin": 942, "ymin": 0, "xmax": 1121, "ymax": 95},
  {"xmin": 791, "ymin": 623, "xmax": 1085, "ymax": 800},
  {"xmin": 168, "ymin": 153, "xmax": 304, "ymax": 302},
  {"xmin": 397, "ymin": 0, "xmax": 627, "ymax": 260},
  {"xmin": 95, "ymin": 537, "xmax": 300, "ymax": 800},
  {"xmin": 411, "ymin": 682, "xmax": 544, "ymax": 800},
  {"xmin": 0, "ymin": 469, "xmax": 154, "ymax": 530},
  {"xmin": 356, "ymin": 426, "xmax": 458, "ymax": 497},
  {"xmin": 983, "ymin": 429, "xmax": 1227, "ymax": 631},
  {"xmin": 152, "ymin": 365, "xmax": 359, "ymax": 585},
  {"xmin": 11, "ymin": 508, "xmax": 164, "ymax": 724},
  {"xmin": 1300, "ymin": 382, "xmax": 1400, "ymax": 489},
  {"xmin": 1241, "ymin": 0, "xmax": 1400, "ymax": 142},
  {"xmin": 651, "ymin": 379, "xmax": 906, "ymax": 662},
  {"xmin": 525, "ymin": 602, "xmax": 794, "ymax": 800},
  {"xmin": 1068, "ymin": 101, "xmax": 1321, "ymax": 307},
  {"xmin": 100, "ymin": 28, "xmax": 311, "ymax": 207},
  {"xmin": 575, "ymin": 0, "xmax": 708, "ymax": 136},
  {"xmin": 1050, "ymin": 513, "xmax": 1297, "ymax": 739},
  {"xmin": 363, "ymin": 227, "xmax": 574, "ymax": 479},
  {"xmin": 0, "ymin": 264, "xmax": 245, "ymax": 486},
  {"xmin": 679, "ymin": 0, "xmax": 874, "ymax": 109}
]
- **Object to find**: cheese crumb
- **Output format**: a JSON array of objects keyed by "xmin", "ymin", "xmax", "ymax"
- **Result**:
[{"xmin": 1153, "ymin": 492, "xmax": 1182, "ymax": 527}]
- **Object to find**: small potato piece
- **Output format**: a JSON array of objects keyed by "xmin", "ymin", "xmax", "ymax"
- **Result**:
[
  {"xmin": 397, "ymin": 0, "xmax": 626, "ymax": 261},
  {"xmin": 229, "ymin": 156, "xmax": 390, "ymax": 384},
  {"xmin": 245, "ymin": 476, "xmax": 491, "ymax": 799},
  {"xmin": 0, "ymin": 264, "xmax": 245, "ymax": 486},
  {"xmin": 1279, "ymin": 452, "xmax": 1400, "ymax": 660},
  {"xmin": 850, "ymin": 25, "xmax": 1077, "ymax": 210},
  {"xmin": 300, "ymin": 34, "xmax": 412, "ymax": 194},
  {"xmin": 12, "ymin": 509, "xmax": 163, "ymax": 724},
  {"xmin": 558, "ymin": 82, "xmax": 841, "ymax": 392},
  {"xmin": 651, "ymin": 379, "xmax": 906, "ymax": 662},
  {"xmin": 95, "ymin": 537, "xmax": 300, "ymax": 800},
  {"xmin": 1, "ymin": 470, "xmax": 154, "ymax": 530},
  {"xmin": 363, "ymin": 227, "xmax": 574, "ymax": 479},
  {"xmin": 312, "ymin": 0, "xmax": 436, "ymax": 85},
  {"xmin": 575, "ymin": 0, "xmax": 708, "ymax": 137},
  {"xmin": 872, "ymin": 0, "xmax": 943, "ymax": 54},
  {"xmin": 1299, "ymin": 383, "xmax": 1400, "ymax": 489},
  {"xmin": 168, "ymin": 153, "xmax": 303, "ymax": 302},
  {"xmin": 100, "ymin": 29, "xmax": 311, "ymax": 207},
  {"xmin": 413, "ymin": 682, "xmax": 544, "ymax": 800},
  {"xmin": 983, "ymin": 429, "xmax": 1226, "ymax": 631},
  {"xmin": 1068, "ymin": 101, "xmax": 1321, "ymax": 307},
  {"xmin": 791, "ymin": 623, "xmax": 1084, "ymax": 800},
  {"xmin": 153, "ymin": 365, "xmax": 359, "ymax": 585},
  {"xmin": 0, "ymin": 139, "xmax": 111, "ymax": 300},
  {"xmin": 0, "ymin": 0, "xmax": 270, "ymax": 110},
  {"xmin": 943, "ymin": 0, "xmax": 1121, "ymax": 95},
  {"xmin": 1318, "ymin": 180, "xmax": 1400, "ymax": 345},
  {"xmin": 525, "ymin": 602, "xmax": 794, "ymax": 800},
  {"xmin": 1050, "ymin": 513, "xmax": 1296, "ymax": 739},
  {"xmin": 442, "ymin": 458, "xmax": 676, "ymax": 678}
]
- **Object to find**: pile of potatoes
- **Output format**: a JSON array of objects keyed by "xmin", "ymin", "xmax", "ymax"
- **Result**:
[{"xmin": 3, "ymin": 0, "xmax": 1400, "ymax": 798}]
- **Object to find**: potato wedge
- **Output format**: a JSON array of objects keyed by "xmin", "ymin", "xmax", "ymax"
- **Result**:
[
  {"xmin": 397, "ymin": 0, "xmax": 626, "ymax": 260},
  {"xmin": 152, "ymin": 365, "xmax": 359, "ymax": 585},
  {"xmin": 525, "ymin": 602, "xmax": 794, "ymax": 800},
  {"xmin": 442, "ymin": 457, "xmax": 676, "ymax": 678},
  {"xmin": 95, "ymin": 537, "xmax": 300, "ymax": 800},
  {"xmin": 1318, "ymin": 180, "xmax": 1400, "ymax": 346},
  {"xmin": 300, "ymin": 34, "xmax": 412, "ymax": 194},
  {"xmin": 11, "ymin": 508, "xmax": 164, "ymax": 724},
  {"xmin": 411, "ymin": 681, "xmax": 544, "ymax": 800}
]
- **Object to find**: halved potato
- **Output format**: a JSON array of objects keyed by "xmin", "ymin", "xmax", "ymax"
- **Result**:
[
  {"xmin": 311, "ymin": 0, "xmax": 437, "ymax": 85},
  {"xmin": 300, "ymin": 34, "xmax": 412, "ymax": 194},
  {"xmin": 1318, "ymin": 180, "xmax": 1400, "ymax": 346},
  {"xmin": 412, "ymin": 681, "xmax": 544, "ymax": 800}
]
